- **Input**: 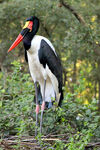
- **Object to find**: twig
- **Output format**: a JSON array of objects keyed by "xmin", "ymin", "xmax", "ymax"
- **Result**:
[
  {"xmin": 59, "ymin": 0, "xmax": 86, "ymax": 25},
  {"xmin": 86, "ymin": 142, "xmax": 100, "ymax": 148},
  {"xmin": 40, "ymin": 21, "xmax": 51, "ymax": 38},
  {"xmin": 1, "ymin": 136, "xmax": 100, "ymax": 150}
]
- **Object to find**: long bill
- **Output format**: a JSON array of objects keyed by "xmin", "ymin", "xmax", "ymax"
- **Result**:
[
  {"xmin": 8, "ymin": 28, "xmax": 29, "ymax": 53},
  {"xmin": 8, "ymin": 34, "xmax": 23, "ymax": 52}
]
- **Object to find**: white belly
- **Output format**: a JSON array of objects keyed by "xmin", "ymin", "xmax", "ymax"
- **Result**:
[
  {"xmin": 27, "ymin": 35, "xmax": 56, "ymax": 83},
  {"xmin": 27, "ymin": 52, "xmax": 46, "ymax": 82},
  {"xmin": 27, "ymin": 35, "xmax": 60, "ymax": 102}
]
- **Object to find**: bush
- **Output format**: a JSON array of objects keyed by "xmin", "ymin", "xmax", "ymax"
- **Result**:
[
  {"xmin": 0, "ymin": 61, "xmax": 35, "ymax": 137},
  {"xmin": 0, "ymin": 61, "xmax": 100, "ymax": 149}
]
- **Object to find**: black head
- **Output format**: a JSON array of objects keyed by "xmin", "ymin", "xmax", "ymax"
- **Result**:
[
  {"xmin": 26, "ymin": 16, "xmax": 38, "ymax": 21},
  {"xmin": 8, "ymin": 16, "xmax": 39, "ymax": 52},
  {"xmin": 21, "ymin": 16, "xmax": 39, "ymax": 37}
]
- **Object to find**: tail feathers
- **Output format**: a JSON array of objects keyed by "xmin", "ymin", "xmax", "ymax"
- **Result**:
[{"xmin": 58, "ymin": 89, "xmax": 63, "ymax": 107}]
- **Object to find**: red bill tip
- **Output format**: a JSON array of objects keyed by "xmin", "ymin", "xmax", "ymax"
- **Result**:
[{"xmin": 8, "ymin": 34, "xmax": 23, "ymax": 52}]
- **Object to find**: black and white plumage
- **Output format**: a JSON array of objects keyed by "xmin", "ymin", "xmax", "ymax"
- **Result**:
[
  {"xmin": 8, "ymin": 16, "xmax": 63, "ymax": 135},
  {"xmin": 27, "ymin": 36, "xmax": 63, "ymax": 105}
]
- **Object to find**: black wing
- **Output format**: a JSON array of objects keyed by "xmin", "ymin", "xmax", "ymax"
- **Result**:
[
  {"xmin": 24, "ymin": 49, "xmax": 28, "ymax": 62},
  {"xmin": 38, "ymin": 39, "xmax": 63, "ymax": 106}
]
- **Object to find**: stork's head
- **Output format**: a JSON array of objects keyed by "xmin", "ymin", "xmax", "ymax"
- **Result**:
[{"xmin": 8, "ymin": 16, "xmax": 39, "ymax": 52}]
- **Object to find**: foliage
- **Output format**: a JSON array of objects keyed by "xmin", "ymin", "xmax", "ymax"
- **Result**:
[
  {"xmin": 0, "ymin": 0, "xmax": 100, "ymax": 149},
  {"xmin": 0, "ymin": 61, "xmax": 100, "ymax": 149},
  {"xmin": 0, "ymin": 0, "xmax": 100, "ymax": 102},
  {"xmin": 0, "ymin": 61, "xmax": 35, "ymax": 137}
]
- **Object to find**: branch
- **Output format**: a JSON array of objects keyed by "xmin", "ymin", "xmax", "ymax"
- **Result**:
[
  {"xmin": 2, "ymin": 135, "xmax": 100, "ymax": 149},
  {"xmin": 86, "ymin": 142, "xmax": 100, "ymax": 149},
  {"xmin": 59, "ymin": 0, "xmax": 86, "ymax": 25},
  {"xmin": 40, "ymin": 21, "xmax": 51, "ymax": 38},
  {"xmin": 59, "ymin": 0, "xmax": 100, "ymax": 52}
]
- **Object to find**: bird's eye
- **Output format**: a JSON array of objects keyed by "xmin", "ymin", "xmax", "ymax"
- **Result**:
[
  {"xmin": 23, "ymin": 21, "xmax": 33, "ymax": 32},
  {"xmin": 23, "ymin": 21, "xmax": 30, "ymax": 29}
]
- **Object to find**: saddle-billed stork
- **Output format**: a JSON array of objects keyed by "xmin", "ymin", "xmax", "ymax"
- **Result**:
[{"xmin": 8, "ymin": 16, "xmax": 63, "ymax": 135}]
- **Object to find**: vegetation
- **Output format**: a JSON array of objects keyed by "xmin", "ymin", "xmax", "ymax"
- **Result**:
[{"xmin": 0, "ymin": 0, "xmax": 100, "ymax": 149}]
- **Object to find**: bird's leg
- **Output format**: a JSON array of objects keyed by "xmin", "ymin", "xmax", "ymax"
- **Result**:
[
  {"xmin": 34, "ymin": 82, "xmax": 40, "ymax": 136},
  {"xmin": 40, "ymin": 80, "xmax": 46, "ymax": 134}
]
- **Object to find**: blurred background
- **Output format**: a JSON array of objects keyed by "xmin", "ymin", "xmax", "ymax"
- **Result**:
[{"xmin": 0, "ymin": 0, "xmax": 100, "ymax": 149}]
